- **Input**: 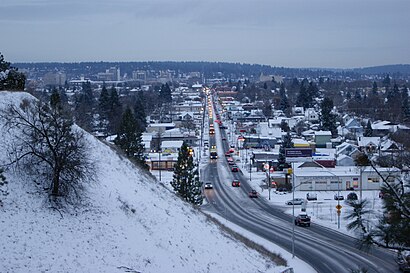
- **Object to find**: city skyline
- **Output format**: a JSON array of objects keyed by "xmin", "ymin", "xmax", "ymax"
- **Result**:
[{"xmin": 1, "ymin": 0, "xmax": 410, "ymax": 68}]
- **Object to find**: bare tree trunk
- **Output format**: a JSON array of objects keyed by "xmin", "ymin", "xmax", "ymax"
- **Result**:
[{"xmin": 52, "ymin": 170, "xmax": 60, "ymax": 196}]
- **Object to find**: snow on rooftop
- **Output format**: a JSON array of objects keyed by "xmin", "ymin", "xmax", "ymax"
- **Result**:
[{"xmin": 314, "ymin": 130, "xmax": 332, "ymax": 136}]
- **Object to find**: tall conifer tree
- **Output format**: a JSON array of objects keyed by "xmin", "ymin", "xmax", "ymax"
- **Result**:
[
  {"xmin": 114, "ymin": 107, "xmax": 147, "ymax": 168},
  {"xmin": 171, "ymin": 143, "xmax": 203, "ymax": 205}
]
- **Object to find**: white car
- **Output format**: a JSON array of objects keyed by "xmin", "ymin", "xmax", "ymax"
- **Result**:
[{"xmin": 286, "ymin": 198, "xmax": 305, "ymax": 205}]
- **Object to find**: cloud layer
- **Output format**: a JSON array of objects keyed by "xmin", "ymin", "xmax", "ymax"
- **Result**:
[{"xmin": 1, "ymin": 0, "xmax": 409, "ymax": 68}]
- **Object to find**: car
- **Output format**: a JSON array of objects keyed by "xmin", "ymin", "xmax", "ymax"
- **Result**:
[
  {"xmin": 225, "ymin": 151, "xmax": 231, "ymax": 157},
  {"xmin": 204, "ymin": 182, "xmax": 213, "ymax": 189},
  {"xmin": 334, "ymin": 194, "xmax": 344, "ymax": 200},
  {"xmin": 347, "ymin": 192, "xmax": 358, "ymax": 201},
  {"xmin": 232, "ymin": 180, "xmax": 240, "ymax": 187},
  {"xmin": 277, "ymin": 187, "xmax": 288, "ymax": 193},
  {"xmin": 229, "ymin": 148, "xmax": 235, "ymax": 153},
  {"xmin": 306, "ymin": 193, "xmax": 317, "ymax": 201},
  {"xmin": 295, "ymin": 213, "xmax": 311, "ymax": 227},
  {"xmin": 231, "ymin": 165, "xmax": 239, "ymax": 172},
  {"xmin": 286, "ymin": 198, "xmax": 304, "ymax": 205},
  {"xmin": 227, "ymin": 157, "xmax": 235, "ymax": 165},
  {"xmin": 222, "ymin": 137, "xmax": 227, "ymax": 140},
  {"xmin": 248, "ymin": 189, "xmax": 258, "ymax": 198}
]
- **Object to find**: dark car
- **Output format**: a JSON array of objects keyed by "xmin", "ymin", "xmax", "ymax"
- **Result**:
[
  {"xmin": 295, "ymin": 213, "xmax": 311, "ymax": 227},
  {"xmin": 248, "ymin": 189, "xmax": 258, "ymax": 198},
  {"xmin": 222, "ymin": 137, "xmax": 227, "ymax": 140},
  {"xmin": 204, "ymin": 182, "xmax": 213, "ymax": 190},
  {"xmin": 232, "ymin": 180, "xmax": 240, "ymax": 187},
  {"xmin": 334, "ymin": 194, "xmax": 344, "ymax": 200},
  {"xmin": 231, "ymin": 165, "xmax": 239, "ymax": 172},
  {"xmin": 347, "ymin": 192, "xmax": 358, "ymax": 201}
]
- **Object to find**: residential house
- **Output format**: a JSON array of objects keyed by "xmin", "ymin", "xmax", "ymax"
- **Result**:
[
  {"xmin": 335, "ymin": 142, "xmax": 360, "ymax": 166},
  {"xmin": 161, "ymin": 140, "xmax": 183, "ymax": 153},
  {"xmin": 304, "ymin": 108, "xmax": 319, "ymax": 122},
  {"xmin": 155, "ymin": 128, "xmax": 198, "ymax": 148},
  {"xmin": 372, "ymin": 121, "xmax": 398, "ymax": 137},
  {"xmin": 357, "ymin": 136, "xmax": 381, "ymax": 153},
  {"xmin": 251, "ymin": 150, "xmax": 279, "ymax": 171},
  {"xmin": 314, "ymin": 131, "xmax": 332, "ymax": 148},
  {"xmin": 146, "ymin": 123, "xmax": 176, "ymax": 135},
  {"xmin": 343, "ymin": 118, "xmax": 363, "ymax": 137}
]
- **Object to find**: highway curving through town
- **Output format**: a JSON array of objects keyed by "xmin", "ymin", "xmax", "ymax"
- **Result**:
[
  {"xmin": 200, "ymin": 111, "xmax": 397, "ymax": 272},
  {"xmin": 201, "ymin": 154, "xmax": 397, "ymax": 273}
]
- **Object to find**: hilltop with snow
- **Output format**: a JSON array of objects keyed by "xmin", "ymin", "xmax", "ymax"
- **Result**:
[{"xmin": 0, "ymin": 92, "xmax": 287, "ymax": 273}]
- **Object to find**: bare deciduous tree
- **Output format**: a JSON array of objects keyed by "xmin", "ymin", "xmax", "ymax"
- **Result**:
[{"xmin": 1, "ymin": 96, "xmax": 95, "ymax": 205}]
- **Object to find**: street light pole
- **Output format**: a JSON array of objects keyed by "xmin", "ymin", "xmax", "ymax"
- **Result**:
[
  {"xmin": 249, "ymin": 151, "xmax": 252, "ymax": 182},
  {"xmin": 321, "ymin": 167, "xmax": 341, "ymax": 229},
  {"xmin": 158, "ymin": 149, "xmax": 162, "ymax": 182},
  {"xmin": 337, "ymin": 177, "xmax": 340, "ymax": 229},
  {"xmin": 291, "ymin": 162, "xmax": 295, "ymax": 258}
]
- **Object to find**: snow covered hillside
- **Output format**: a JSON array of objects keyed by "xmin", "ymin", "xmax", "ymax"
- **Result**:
[{"xmin": 0, "ymin": 92, "xmax": 286, "ymax": 273}]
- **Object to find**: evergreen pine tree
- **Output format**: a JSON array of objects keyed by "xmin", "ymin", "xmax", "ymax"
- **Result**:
[
  {"xmin": 171, "ymin": 143, "xmax": 203, "ymax": 205},
  {"xmin": 0, "ymin": 52, "xmax": 26, "ymax": 91},
  {"xmin": 134, "ymin": 92, "xmax": 147, "ymax": 132},
  {"xmin": 401, "ymin": 85, "xmax": 410, "ymax": 122},
  {"xmin": 296, "ymin": 79, "xmax": 313, "ymax": 108},
  {"xmin": 99, "ymin": 84, "xmax": 111, "ymax": 117},
  {"xmin": 97, "ymin": 84, "xmax": 111, "ymax": 135},
  {"xmin": 383, "ymin": 75, "xmax": 392, "ymax": 101},
  {"xmin": 279, "ymin": 83, "xmax": 289, "ymax": 114},
  {"xmin": 277, "ymin": 132, "xmax": 293, "ymax": 171},
  {"xmin": 50, "ymin": 87, "xmax": 62, "ymax": 110},
  {"xmin": 320, "ymin": 97, "xmax": 337, "ymax": 135},
  {"xmin": 107, "ymin": 86, "xmax": 122, "ymax": 134},
  {"xmin": 159, "ymin": 83, "xmax": 172, "ymax": 104},
  {"xmin": 74, "ymin": 82, "xmax": 94, "ymax": 131},
  {"xmin": 372, "ymin": 81, "xmax": 378, "ymax": 95},
  {"xmin": 82, "ymin": 81, "xmax": 94, "ymax": 107},
  {"xmin": 364, "ymin": 120, "xmax": 373, "ymax": 137},
  {"xmin": 114, "ymin": 107, "xmax": 147, "ymax": 168}
]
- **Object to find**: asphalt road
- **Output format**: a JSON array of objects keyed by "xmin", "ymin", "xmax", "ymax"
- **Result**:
[{"xmin": 200, "ymin": 133, "xmax": 398, "ymax": 273}]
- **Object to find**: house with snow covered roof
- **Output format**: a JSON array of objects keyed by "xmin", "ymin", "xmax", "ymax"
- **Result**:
[
  {"xmin": 357, "ymin": 136, "xmax": 381, "ymax": 153},
  {"xmin": 371, "ymin": 121, "xmax": 397, "ymax": 136},
  {"xmin": 161, "ymin": 140, "xmax": 184, "ymax": 153},
  {"xmin": 343, "ymin": 118, "xmax": 363, "ymax": 137},
  {"xmin": 380, "ymin": 139, "xmax": 402, "ymax": 155},
  {"xmin": 314, "ymin": 131, "xmax": 332, "ymax": 148},
  {"xmin": 335, "ymin": 142, "xmax": 360, "ymax": 166},
  {"xmin": 304, "ymin": 108, "xmax": 319, "ymax": 122}
]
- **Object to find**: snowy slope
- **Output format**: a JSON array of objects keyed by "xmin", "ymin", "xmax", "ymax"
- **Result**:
[{"xmin": 0, "ymin": 92, "xmax": 286, "ymax": 273}]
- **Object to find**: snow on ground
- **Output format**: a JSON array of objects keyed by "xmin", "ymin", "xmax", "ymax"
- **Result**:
[
  {"xmin": 234, "ymin": 151, "xmax": 383, "ymax": 237},
  {"xmin": 0, "ymin": 91, "xmax": 289, "ymax": 273}
]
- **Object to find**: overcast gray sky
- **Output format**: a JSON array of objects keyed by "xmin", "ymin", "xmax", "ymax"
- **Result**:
[{"xmin": 1, "ymin": 0, "xmax": 409, "ymax": 68}]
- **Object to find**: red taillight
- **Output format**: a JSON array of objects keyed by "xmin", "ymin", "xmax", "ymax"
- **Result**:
[{"xmin": 238, "ymin": 183, "xmax": 241, "ymax": 186}]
